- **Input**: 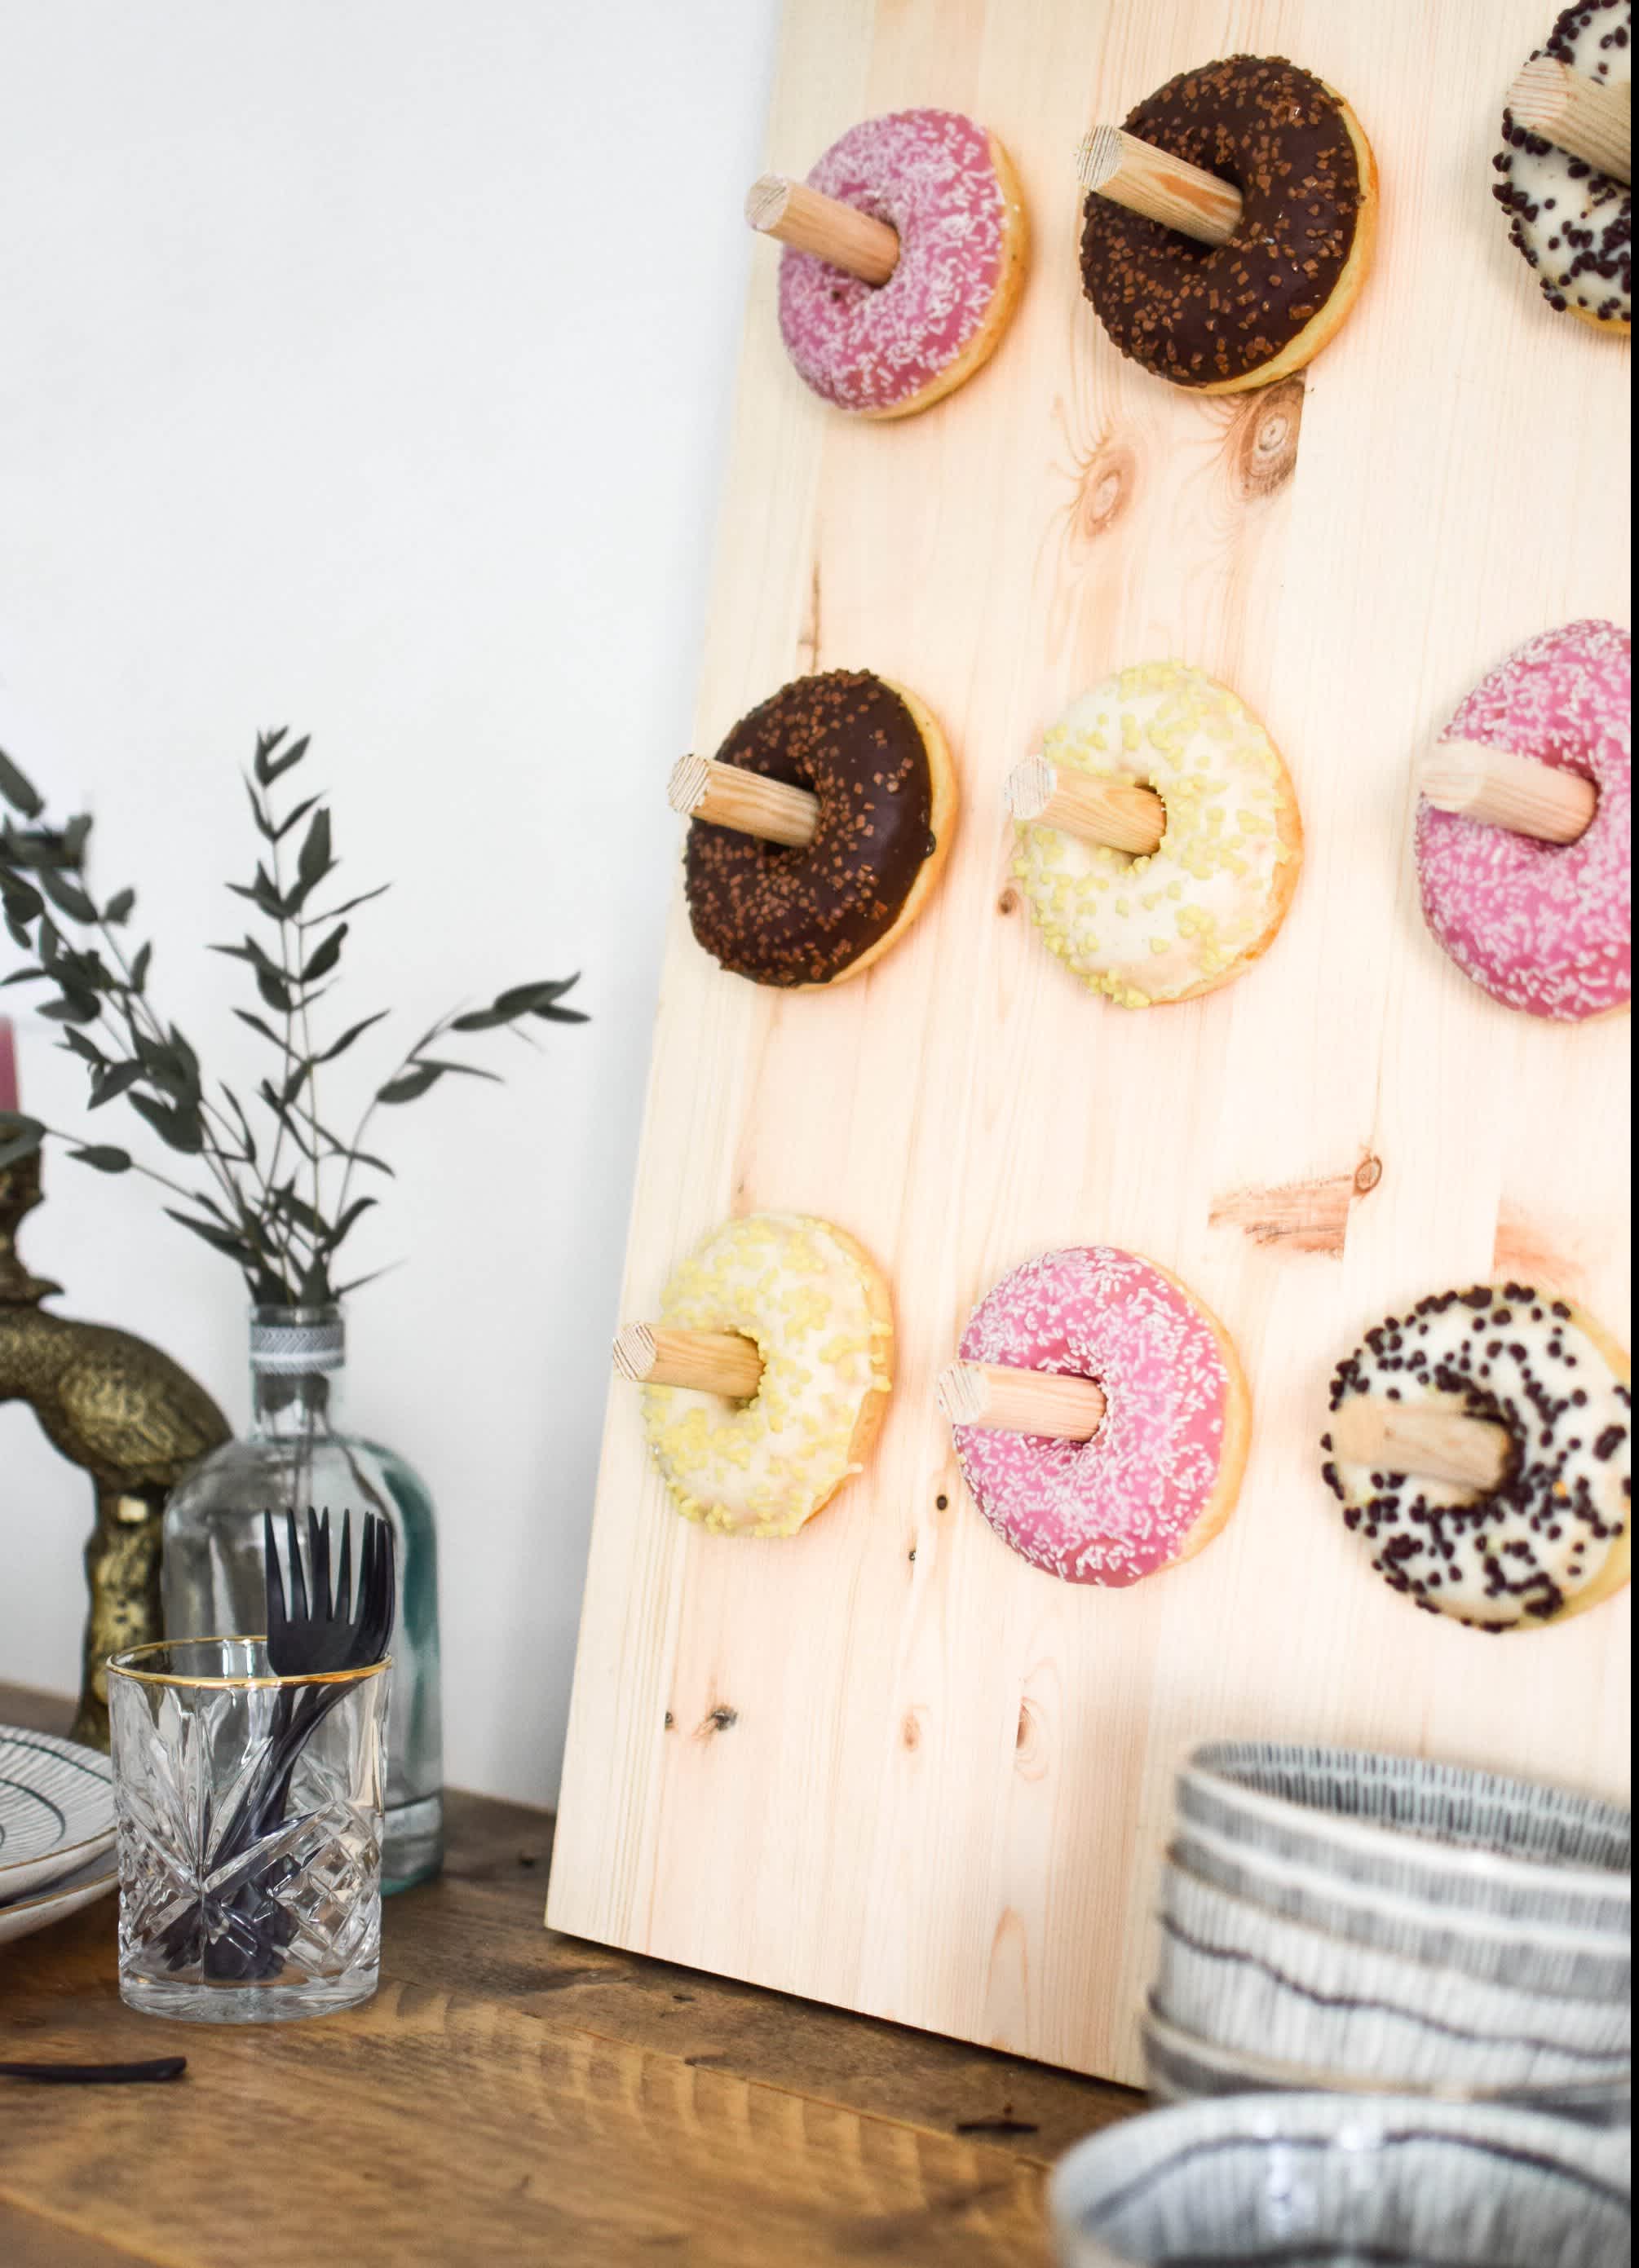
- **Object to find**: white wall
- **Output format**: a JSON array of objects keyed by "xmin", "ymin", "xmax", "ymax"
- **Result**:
[{"xmin": 0, "ymin": 0, "xmax": 780, "ymax": 1803}]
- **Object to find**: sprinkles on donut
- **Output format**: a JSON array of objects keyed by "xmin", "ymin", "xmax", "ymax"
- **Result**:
[
  {"xmin": 1080, "ymin": 55, "xmax": 1378, "ymax": 391},
  {"xmin": 1323, "ymin": 1286, "xmax": 1632, "ymax": 1631},
  {"xmin": 773, "ymin": 108, "xmax": 1029, "ymax": 418},
  {"xmin": 638, "ymin": 1212, "xmax": 894, "ymax": 1539},
  {"xmin": 948, "ymin": 1246, "xmax": 1252, "ymax": 1586},
  {"xmin": 1494, "ymin": 1, "xmax": 1632, "ymax": 331},
  {"xmin": 683, "ymin": 669, "xmax": 957, "ymax": 988},
  {"xmin": 1415, "ymin": 620, "xmax": 1631, "ymax": 1022},
  {"xmin": 1010, "ymin": 661, "xmax": 1303, "ymax": 1008}
]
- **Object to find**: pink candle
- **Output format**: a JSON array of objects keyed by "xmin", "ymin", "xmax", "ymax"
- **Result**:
[{"xmin": 0, "ymin": 1017, "xmax": 16, "ymax": 1115}]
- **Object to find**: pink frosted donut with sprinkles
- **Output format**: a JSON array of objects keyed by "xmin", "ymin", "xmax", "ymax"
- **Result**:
[
  {"xmin": 949, "ymin": 1247, "xmax": 1252, "ymax": 1586},
  {"xmin": 1416, "ymin": 619, "xmax": 1631, "ymax": 1021},
  {"xmin": 775, "ymin": 109, "xmax": 1028, "ymax": 419}
]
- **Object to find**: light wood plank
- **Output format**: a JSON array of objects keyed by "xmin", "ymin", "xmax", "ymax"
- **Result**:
[{"xmin": 550, "ymin": 0, "xmax": 1631, "ymax": 2087}]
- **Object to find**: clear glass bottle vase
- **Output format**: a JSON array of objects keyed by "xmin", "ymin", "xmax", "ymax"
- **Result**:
[{"xmin": 161, "ymin": 1304, "xmax": 443, "ymax": 1891}]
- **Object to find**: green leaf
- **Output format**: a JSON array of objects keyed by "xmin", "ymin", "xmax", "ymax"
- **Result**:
[
  {"xmin": 376, "ymin": 1063, "xmax": 444, "ymax": 1105},
  {"xmin": 338, "ymin": 1145, "xmax": 395, "ymax": 1179},
  {"xmin": 130, "ymin": 942, "xmax": 152, "ymax": 993},
  {"xmin": 60, "ymin": 1027, "xmax": 108, "ymax": 1067},
  {"xmin": 225, "ymin": 867, "xmax": 285, "ymax": 920},
  {"xmin": 315, "ymin": 1010, "xmax": 388, "ymax": 1064},
  {"xmin": 533, "ymin": 1004, "xmax": 590, "ymax": 1024},
  {"xmin": 0, "ymin": 746, "xmax": 45, "ymax": 819},
  {"xmin": 245, "ymin": 774, "xmax": 277, "ymax": 841},
  {"xmin": 256, "ymin": 966, "xmax": 294, "ymax": 1014},
  {"xmin": 262, "ymin": 733, "xmax": 311, "ymax": 786},
  {"xmin": 213, "ymin": 933, "xmax": 285, "ymax": 982},
  {"xmin": 272, "ymin": 794, "xmax": 320, "ymax": 844},
  {"xmin": 2, "ymin": 875, "xmax": 45, "ymax": 925},
  {"xmin": 322, "ymin": 1195, "xmax": 377, "ymax": 1252},
  {"xmin": 163, "ymin": 1207, "xmax": 254, "ymax": 1260},
  {"xmin": 0, "ymin": 1112, "xmax": 46, "ymax": 1168},
  {"xmin": 0, "ymin": 966, "xmax": 48, "ymax": 986},
  {"xmin": 300, "ymin": 921, "xmax": 347, "ymax": 984},
  {"xmin": 219, "ymin": 1084, "xmax": 259, "ymax": 1166},
  {"xmin": 129, "ymin": 1092, "xmax": 205, "ymax": 1155},
  {"xmin": 451, "ymin": 977, "xmax": 581, "ymax": 1031},
  {"xmin": 252, "ymin": 729, "xmax": 289, "ymax": 787},
  {"xmin": 287, "ymin": 805, "xmax": 333, "ymax": 910},
  {"xmin": 60, "ymin": 814, "xmax": 93, "ymax": 867},
  {"xmin": 232, "ymin": 1008, "xmax": 285, "ymax": 1047},
  {"xmin": 305, "ymin": 882, "xmax": 389, "ymax": 924},
  {"xmin": 70, "ymin": 1144, "xmax": 133, "ymax": 1172},
  {"xmin": 39, "ymin": 990, "xmax": 100, "ymax": 1025},
  {"xmin": 90, "ymin": 1061, "xmax": 144, "ymax": 1109},
  {"xmin": 104, "ymin": 887, "xmax": 136, "ymax": 925},
  {"xmin": 36, "ymin": 866, "xmax": 98, "ymax": 924}
]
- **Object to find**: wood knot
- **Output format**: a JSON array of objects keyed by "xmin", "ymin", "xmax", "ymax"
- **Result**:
[
  {"xmin": 1232, "ymin": 376, "xmax": 1304, "ymax": 500},
  {"xmin": 1077, "ymin": 441, "xmax": 1135, "ymax": 541},
  {"xmin": 997, "ymin": 887, "xmax": 1019, "ymax": 916},
  {"xmin": 901, "ymin": 1710, "xmax": 922, "ymax": 1751},
  {"xmin": 1354, "ymin": 1153, "xmax": 1384, "ymax": 1197},
  {"xmin": 663, "ymin": 1711, "xmax": 675, "ymax": 1730},
  {"xmin": 1014, "ymin": 1697, "xmax": 1048, "ymax": 1780},
  {"xmin": 696, "ymin": 1705, "xmax": 738, "ymax": 1738}
]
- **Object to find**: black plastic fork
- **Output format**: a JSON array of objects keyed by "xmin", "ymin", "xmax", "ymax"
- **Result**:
[
  {"xmin": 254, "ymin": 1507, "xmax": 395, "ymax": 1837},
  {"xmin": 160, "ymin": 1509, "xmax": 395, "ymax": 1980}
]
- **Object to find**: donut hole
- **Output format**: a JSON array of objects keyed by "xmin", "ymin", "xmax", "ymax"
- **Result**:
[
  {"xmin": 1093, "ymin": 775, "xmax": 1169, "ymax": 873},
  {"xmin": 824, "ymin": 190, "xmax": 901, "ymax": 297}
]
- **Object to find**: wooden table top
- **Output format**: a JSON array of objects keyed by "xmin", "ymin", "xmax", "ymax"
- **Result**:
[{"xmin": 0, "ymin": 1682, "xmax": 1138, "ymax": 2266}]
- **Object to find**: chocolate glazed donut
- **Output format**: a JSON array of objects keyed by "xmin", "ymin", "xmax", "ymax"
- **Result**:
[
  {"xmin": 683, "ymin": 669, "xmax": 956, "ymax": 987},
  {"xmin": 1080, "ymin": 55, "xmax": 1376, "ymax": 392}
]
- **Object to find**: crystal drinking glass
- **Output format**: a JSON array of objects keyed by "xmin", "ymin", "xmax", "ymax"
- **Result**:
[{"xmin": 106, "ymin": 1638, "xmax": 388, "ymax": 2023}]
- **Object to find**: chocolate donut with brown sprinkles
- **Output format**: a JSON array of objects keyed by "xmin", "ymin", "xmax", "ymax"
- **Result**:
[
  {"xmin": 1080, "ymin": 55, "xmax": 1378, "ymax": 392},
  {"xmin": 684, "ymin": 669, "xmax": 957, "ymax": 988}
]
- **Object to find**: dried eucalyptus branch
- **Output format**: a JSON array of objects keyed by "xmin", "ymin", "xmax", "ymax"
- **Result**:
[{"xmin": 0, "ymin": 730, "xmax": 585, "ymax": 1304}]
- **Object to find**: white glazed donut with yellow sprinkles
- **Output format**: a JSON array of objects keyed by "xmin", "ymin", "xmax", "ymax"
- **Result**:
[
  {"xmin": 640, "ymin": 1212, "xmax": 894, "ymax": 1538},
  {"xmin": 1012, "ymin": 662, "xmax": 1303, "ymax": 1007}
]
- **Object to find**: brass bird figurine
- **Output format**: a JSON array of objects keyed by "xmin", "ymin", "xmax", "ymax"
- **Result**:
[{"xmin": 1, "ymin": 1149, "xmax": 229, "ymax": 1747}]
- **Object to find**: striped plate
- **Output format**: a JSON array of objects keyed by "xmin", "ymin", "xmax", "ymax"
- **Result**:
[{"xmin": 0, "ymin": 1727, "xmax": 116, "ymax": 1903}]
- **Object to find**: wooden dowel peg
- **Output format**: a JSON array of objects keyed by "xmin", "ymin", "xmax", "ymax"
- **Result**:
[
  {"xmin": 1420, "ymin": 740, "xmax": 1597, "ymax": 845},
  {"xmin": 1508, "ymin": 56, "xmax": 1631, "ymax": 183},
  {"xmin": 1076, "ymin": 125, "xmax": 1242, "ymax": 247},
  {"xmin": 613, "ymin": 1324, "xmax": 764, "ymax": 1401},
  {"xmin": 937, "ymin": 1361, "xmax": 1107, "ymax": 1441},
  {"xmin": 745, "ymin": 174, "xmax": 900, "ymax": 285},
  {"xmin": 1328, "ymin": 1397, "xmax": 1512, "ymax": 1493},
  {"xmin": 669, "ymin": 756, "xmax": 820, "ymax": 849},
  {"xmin": 1006, "ymin": 756, "xmax": 1167, "ymax": 857}
]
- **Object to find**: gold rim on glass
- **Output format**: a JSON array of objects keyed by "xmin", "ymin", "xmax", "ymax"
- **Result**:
[{"xmin": 104, "ymin": 1637, "xmax": 393, "ymax": 1692}]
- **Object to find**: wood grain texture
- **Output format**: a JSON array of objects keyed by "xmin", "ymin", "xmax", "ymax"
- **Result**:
[
  {"xmin": 0, "ymin": 1685, "xmax": 1136, "ymax": 2268},
  {"xmin": 549, "ymin": 0, "xmax": 1632, "ymax": 2088}
]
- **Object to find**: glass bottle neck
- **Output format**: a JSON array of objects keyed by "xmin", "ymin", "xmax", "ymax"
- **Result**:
[
  {"xmin": 250, "ymin": 1364, "xmax": 346, "ymax": 1439},
  {"xmin": 248, "ymin": 1306, "xmax": 347, "ymax": 1441}
]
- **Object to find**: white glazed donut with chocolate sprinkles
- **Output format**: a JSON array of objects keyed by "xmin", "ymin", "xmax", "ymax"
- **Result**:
[
  {"xmin": 1323, "ymin": 1285, "xmax": 1632, "ymax": 1631},
  {"xmin": 1493, "ymin": 0, "xmax": 1632, "ymax": 331}
]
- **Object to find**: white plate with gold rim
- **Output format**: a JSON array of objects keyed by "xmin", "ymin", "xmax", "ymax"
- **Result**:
[{"xmin": 0, "ymin": 1727, "xmax": 116, "ymax": 1902}]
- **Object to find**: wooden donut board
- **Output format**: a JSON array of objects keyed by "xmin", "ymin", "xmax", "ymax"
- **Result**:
[{"xmin": 547, "ymin": 0, "xmax": 1632, "ymax": 2087}]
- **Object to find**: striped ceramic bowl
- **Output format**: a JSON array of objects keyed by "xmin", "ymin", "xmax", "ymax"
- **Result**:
[
  {"xmin": 1049, "ymin": 2091, "xmax": 1631, "ymax": 2266},
  {"xmin": 1153, "ymin": 1860, "xmax": 1631, "ymax": 2092},
  {"xmin": 1139, "ymin": 1999, "xmax": 1632, "ymax": 2130},
  {"xmin": 1170, "ymin": 1812, "xmax": 1630, "ymax": 2001},
  {"xmin": 1177, "ymin": 1741, "xmax": 1631, "ymax": 1934}
]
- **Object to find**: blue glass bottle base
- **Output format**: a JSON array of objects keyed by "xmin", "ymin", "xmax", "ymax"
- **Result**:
[{"xmin": 382, "ymin": 1791, "xmax": 444, "ymax": 1896}]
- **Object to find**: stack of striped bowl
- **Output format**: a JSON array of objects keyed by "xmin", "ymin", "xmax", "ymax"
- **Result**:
[{"xmin": 1143, "ymin": 1740, "xmax": 1632, "ymax": 2122}]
